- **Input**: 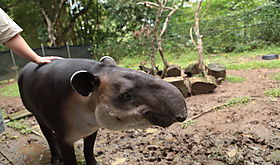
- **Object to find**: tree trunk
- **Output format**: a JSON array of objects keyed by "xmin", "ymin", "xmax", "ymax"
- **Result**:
[
  {"xmin": 194, "ymin": 0, "xmax": 206, "ymax": 76},
  {"xmin": 138, "ymin": 0, "xmax": 177, "ymax": 78}
]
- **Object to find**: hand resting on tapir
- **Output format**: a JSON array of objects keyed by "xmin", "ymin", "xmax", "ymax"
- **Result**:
[{"xmin": 18, "ymin": 57, "xmax": 187, "ymax": 165}]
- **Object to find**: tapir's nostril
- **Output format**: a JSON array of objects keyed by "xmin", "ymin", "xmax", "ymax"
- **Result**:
[{"xmin": 175, "ymin": 116, "xmax": 186, "ymax": 122}]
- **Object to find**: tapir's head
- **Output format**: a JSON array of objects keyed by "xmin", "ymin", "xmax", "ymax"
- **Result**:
[{"xmin": 70, "ymin": 62, "xmax": 187, "ymax": 130}]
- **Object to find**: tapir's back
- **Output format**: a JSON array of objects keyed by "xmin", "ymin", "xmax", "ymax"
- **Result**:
[{"xmin": 18, "ymin": 59, "xmax": 108, "ymax": 126}]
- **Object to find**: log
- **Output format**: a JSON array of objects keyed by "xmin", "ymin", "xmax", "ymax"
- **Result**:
[
  {"xmin": 8, "ymin": 109, "xmax": 32, "ymax": 120},
  {"xmin": 189, "ymin": 75, "xmax": 217, "ymax": 95},
  {"xmin": 184, "ymin": 62, "xmax": 203, "ymax": 77},
  {"xmin": 207, "ymin": 63, "xmax": 226, "ymax": 79},
  {"xmin": 166, "ymin": 65, "xmax": 181, "ymax": 77},
  {"xmin": 164, "ymin": 77, "xmax": 191, "ymax": 98}
]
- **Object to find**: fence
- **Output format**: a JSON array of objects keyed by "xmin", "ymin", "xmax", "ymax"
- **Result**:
[{"xmin": 0, "ymin": 45, "xmax": 91, "ymax": 81}]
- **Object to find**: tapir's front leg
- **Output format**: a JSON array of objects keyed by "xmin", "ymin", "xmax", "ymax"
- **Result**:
[
  {"xmin": 57, "ymin": 139, "xmax": 78, "ymax": 165},
  {"xmin": 84, "ymin": 131, "xmax": 99, "ymax": 165},
  {"xmin": 37, "ymin": 121, "xmax": 62, "ymax": 165}
]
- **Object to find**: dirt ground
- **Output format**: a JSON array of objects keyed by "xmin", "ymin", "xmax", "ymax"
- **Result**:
[{"xmin": 0, "ymin": 67, "xmax": 279, "ymax": 165}]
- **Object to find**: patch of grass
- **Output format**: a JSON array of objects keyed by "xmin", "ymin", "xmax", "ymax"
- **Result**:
[
  {"xmin": 5, "ymin": 118, "xmax": 33, "ymax": 134},
  {"xmin": 270, "ymin": 72, "xmax": 280, "ymax": 82},
  {"xmin": 226, "ymin": 75, "xmax": 246, "ymax": 83},
  {"xmin": 0, "ymin": 80, "xmax": 9, "ymax": 85},
  {"xmin": 264, "ymin": 88, "xmax": 280, "ymax": 98},
  {"xmin": 223, "ymin": 96, "xmax": 252, "ymax": 108},
  {"xmin": 226, "ymin": 60, "xmax": 280, "ymax": 70},
  {"xmin": 0, "ymin": 82, "xmax": 20, "ymax": 97},
  {"xmin": 181, "ymin": 120, "xmax": 196, "ymax": 129},
  {"xmin": 119, "ymin": 47, "xmax": 280, "ymax": 70}
]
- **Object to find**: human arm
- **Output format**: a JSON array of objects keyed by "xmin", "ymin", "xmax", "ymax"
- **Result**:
[{"xmin": 5, "ymin": 34, "xmax": 63, "ymax": 64}]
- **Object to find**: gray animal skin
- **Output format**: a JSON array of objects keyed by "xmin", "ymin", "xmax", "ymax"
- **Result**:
[{"xmin": 18, "ymin": 58, "xmax": 187, "ymax": 165}]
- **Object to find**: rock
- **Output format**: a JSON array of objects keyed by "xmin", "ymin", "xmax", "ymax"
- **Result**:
[{"xmin": 227, "ymin": 148, "xmax": 237, "ymax": 157}]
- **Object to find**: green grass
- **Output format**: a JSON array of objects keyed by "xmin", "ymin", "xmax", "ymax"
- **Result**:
[
  {"xmin": 6, "ymin": 119, "xmax": 33, "ymax": 134},
  {"xmin": 226, "ymin": 75, "xmax": 246, "ymax": 83},
  {"xmin": 0, "ymin": 83, "xmax": 20, "ymax": 97},
  {"xmin": 226, "ymin": 60, "xmax": 280, "ymax": 70},
  {"xmin": 265, "ymin": 88, "xmax": 280, "ymax": 98},
  {"xmin": 270, "ymin": 72, "xmax": 280, "ymax": 82},
  {"xmin": 180, "ymin": 120, "xmax": 196, "ymax": 129},
  {"xmin": 0, "ymin": 80, "xmax": 9, "ymax": 85},
  {"xmin": 223, "ymin": 96, "xmax": 252, "ymax": 107},
  {"xmin": 119, "ymin": 46, "xmax": 280, "ymax": 70}
]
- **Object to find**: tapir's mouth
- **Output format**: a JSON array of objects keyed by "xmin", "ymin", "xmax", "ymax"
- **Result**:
[
  {"xmin": 143, "ymin": 112, "xmax": 177, "ymax": 128},
  {"xmin": 143, "ymin": 108, "xmax": 187, "ymax": 128}
]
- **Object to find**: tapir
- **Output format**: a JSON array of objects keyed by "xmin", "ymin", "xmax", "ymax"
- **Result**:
[{"xmin": 18, "ymin": 57, "xmax": 187, "ymax": 165}]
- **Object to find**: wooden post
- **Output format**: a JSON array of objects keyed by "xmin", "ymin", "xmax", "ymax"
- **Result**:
[
  {"xmin": 10, "ymin": 50, "xmax": 18, "ymax": 77},
  {"xmin": 66, "ymin": 42, "xmax": 72, "ymax": 58},
  {"xmin": 41, "ymin": 44, "xmax": 45, "ymax": 57}
]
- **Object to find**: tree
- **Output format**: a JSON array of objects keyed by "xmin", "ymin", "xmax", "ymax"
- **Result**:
[
  {"xmin": 138, "ymin": 0, "xmax": 178, "ymax": 78},
  {"xmin": 194, "ymin": 0, "xmax": 206, "ymax": 76}
]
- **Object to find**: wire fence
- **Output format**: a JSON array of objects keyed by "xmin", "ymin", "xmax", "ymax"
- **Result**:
[{"xmin": 0, "ymin": 45, "xmax": 91, "ymax": 81}]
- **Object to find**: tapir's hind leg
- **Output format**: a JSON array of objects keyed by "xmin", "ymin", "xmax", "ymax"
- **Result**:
[
  {"xmin": 84, "ymin": 131, "xmax": 99, "ymax": 165},
  {"xmin": 37, "ymin": 121, "xmax": 62, "ymax": 165}
]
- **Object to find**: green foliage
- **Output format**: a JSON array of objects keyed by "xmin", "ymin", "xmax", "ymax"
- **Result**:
[
  {"xmin": 265, "ymin": 88, "xmax": 280, "ymax": 97},
  {"xmin": 2, "ymin": 0, "xmax": 279, "ymax": 59},
  {"xmin": 6, "ymin": 119, "xmax": 33, "ymax": 134},
  {"xmin": 12, "ymin": 0, "xmax": 45, "ymax": 47},
  {"xmin": 226, "ymin": 75, "xmax": 246, "ymax": 83},
  {"xmin": 0, "ymin": 83, "xmax": 20, "ymax": 97}
]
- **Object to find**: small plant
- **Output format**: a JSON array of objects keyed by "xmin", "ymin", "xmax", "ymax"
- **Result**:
[
  {"xmin": 226, "ymin": 75, "xmax": 246, "ymax": 83},
  {"xmin": 265, "ymin": 88, "xmax": 280, "ymax": 98},
  {"xmin": 6, "ymin": 119, "xmax": 33, "ymax": 134},
  {"xmin": 223, "ymin": 96, "xmax": 251, "ymax": 108},
  {"xmin": 0, "ymin": 83, "xmax": 20, "ymax": 97},
  {"xmin": 181, "ymin": 120, "xmax": 196, "ymax": 129}
]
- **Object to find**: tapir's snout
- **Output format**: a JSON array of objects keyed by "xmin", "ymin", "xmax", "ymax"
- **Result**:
[
  {"xmin": 142, "ymin": 78, "xmax": 188, "ymax": 128},
  {"xmin": 174, "ymin": 108, "xmax": 187, "ymax": 122}
]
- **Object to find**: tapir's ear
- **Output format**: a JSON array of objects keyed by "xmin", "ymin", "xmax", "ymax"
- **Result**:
[
  {"xmin": 100, "ymin": 56, "xmax": 117, "ymax": 65},
  {"xmin": 70, "ymin": 70, "xmax": 100, "ymax": 97}
]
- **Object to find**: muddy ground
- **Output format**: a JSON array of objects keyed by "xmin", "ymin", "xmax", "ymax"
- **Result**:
[{"xmin": 0, "ymin": 66, "xmax": 279, "ymax": 165}]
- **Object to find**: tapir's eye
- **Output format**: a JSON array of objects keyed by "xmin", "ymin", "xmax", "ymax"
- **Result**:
[{"xmin": 120, "ymin": 92, "xmax": 134, "ymax": 102}]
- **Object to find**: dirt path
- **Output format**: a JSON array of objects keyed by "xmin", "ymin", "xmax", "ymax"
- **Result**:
[{"xmin": 0, "ymin": 68, "xmax": 279, "ymax": 165}]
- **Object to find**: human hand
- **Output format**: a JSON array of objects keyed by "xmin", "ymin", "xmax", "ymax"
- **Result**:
[{"xmin": 34, "ymin": 56, "xmax": 64, "ymax": 64}]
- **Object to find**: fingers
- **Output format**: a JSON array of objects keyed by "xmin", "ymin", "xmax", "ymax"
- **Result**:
[{"xmin": 36, "ymin": 56, "xmax": 64, "ymax": 64}]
